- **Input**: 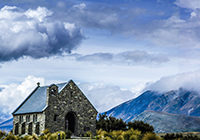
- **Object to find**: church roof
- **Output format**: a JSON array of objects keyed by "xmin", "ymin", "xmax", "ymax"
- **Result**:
[{"xmin": 12, "ymin": 81, "xmax": 69, "ymax": 115}]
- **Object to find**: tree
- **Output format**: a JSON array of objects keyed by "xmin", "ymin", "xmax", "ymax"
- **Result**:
[
  {"xmin": 96, "ymin": 113, "xmax": 126, "ymax": 132},
  {"xmin": 96, "ymin": 113, "xmax": 154, "ymax": 134},
  {"xmin": 127, "ymin": 121, "xmax": 154, "ymax": 134}
]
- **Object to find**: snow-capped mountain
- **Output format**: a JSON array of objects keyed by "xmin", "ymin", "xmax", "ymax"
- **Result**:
[{"xmin": 106, "ymin": 88, "xmax": 200, "ymax": 132}]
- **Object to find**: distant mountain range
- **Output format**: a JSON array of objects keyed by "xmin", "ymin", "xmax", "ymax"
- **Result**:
[
  {"xmin": 0, "ymin": 118, "xmax": 13, "ymax": 132},
  {"xmin": 106, "ymin": 88, "xmax": 200, "ymax": 133}
]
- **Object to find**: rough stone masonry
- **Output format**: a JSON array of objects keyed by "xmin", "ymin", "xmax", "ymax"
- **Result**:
[{"xmin": 12, "ymin": 80, "xmax": 98, "ymax": 136}]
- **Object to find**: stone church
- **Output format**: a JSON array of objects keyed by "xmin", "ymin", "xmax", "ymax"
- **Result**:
[{"xmin": 12, "ymin": 80, "xmax": 98, "ymax": 136}]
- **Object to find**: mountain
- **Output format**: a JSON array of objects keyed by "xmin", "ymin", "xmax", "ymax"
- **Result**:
[
  {"xmin": 0, "ymin": 118, "xmax": 13, "ymax": 132},
  {"xmin": 106, "ymin": 88, "xmax": 200, "ymax": 132},
  {"xmin": 133, "ymin": 110, "xmax": 200, "ymax": 133},
  {"xmin": 106, "ymin": 90, "xmax": 161, "ymax": 122}
]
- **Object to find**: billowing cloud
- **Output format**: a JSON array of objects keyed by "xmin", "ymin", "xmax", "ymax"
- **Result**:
[
  {"xmin": 74, "ymin": 50, "xmax": 169, "ymax": 65},
  {"xmin": 79, "ymin": 82, "xmax": 135, "ymax": 112},
  {"xmin": 0, "ymin": 75, "xmax": 44, "ymax": 118},
  {"xmin": 0, "ymin": 6, "xmax": 85, "ymax": 62},
  {"xmin": 145, "ymin": 70, "xmax": 200, "ymax": 92}
]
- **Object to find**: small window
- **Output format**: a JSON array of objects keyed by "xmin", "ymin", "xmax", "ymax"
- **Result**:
[
  {"xmin": 33, "ymin": 114, "xmax": 37, "ymax": 122},
  {"xmin": 26, "ymin": 115, "xmax": 30, "ymax": 122},
  {"xmin": 19, "ymin": 116, "xmax": 23, "ymax": 123},
  {"xmin": 54, "ymin": 114, "xmax": 58, "ymax": 122}
]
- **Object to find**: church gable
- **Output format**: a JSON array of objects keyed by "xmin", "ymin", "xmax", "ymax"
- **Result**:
[{"xmin": 45, "ymin": 80, "xmax": 98, "ymax": 136}]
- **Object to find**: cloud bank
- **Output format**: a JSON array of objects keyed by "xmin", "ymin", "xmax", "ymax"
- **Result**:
[
  {"xmin": 79, "ymin": 82, "xmax": 135, "ymax": 112},
  {"xmin": 74, "ymin": 50, "xmax": 169, "ymax": 65},
  {"xmin": 0, "ymin": 75, "xmax": 44, "ymax": 118},
  {"xmin": 146, "ymin": 70, "xmax": 200, "ymax": 92},
  {"xmin": 0, "ymin": 6, "xmax": 85, "ymax": 62}
]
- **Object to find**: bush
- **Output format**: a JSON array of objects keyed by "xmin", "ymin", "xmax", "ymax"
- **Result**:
[
  {"xmin": 57, "ymin": 131, "xmax": 66, "ymax": 139},
  {"xmin": 97, "ymin": 113, "xmax": 154, "ymax": 134},
  {"xmin": 117, "ymin": 135, "xmax": 123, "ymax": 140},
  {"xmin": 85, "ymin": 131, "xmax": 92, "ymax": 137},
  {"xmin": 127, "ymin": 121, "xmax": 154, "ymax": 134},
  {"xmin": 30, "ymin": 135, "xmax": 38, "ymax": 140},
  {"xmin": 96, "ymin": 113, "xmax": 127, "ymax": 132},
  {"xmin": 4, "ymin": 135, "xmax": 18, "ymax": 140},
  {"xmin": 0, "ymin": 130, "xmax": 6, "ymax": 138},
  {"xmin": 49, "ymin": 133, "xmax": 58, "ymax": 140},
  {"xmin": 129, "ymin": 135, "xmax": 137, "ymax": 140},
  {"xmin": 42, "ymin": 129, "xmax": 50, "ymax": 135},
  {"xmin": 142, "ymin": 133, "xmax": 161, "ymax": 140},
  {"xmin": 65, "ymin": 129, "xmax": 72, "ymax": 139}
]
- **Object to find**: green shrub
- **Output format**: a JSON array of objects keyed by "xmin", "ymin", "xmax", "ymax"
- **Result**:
[
  {"xmin": 21, "ymin": 135, "xmax": 31, "ymax": 140},
  {"xmin": 142, "ymin": 133, "xmax": 161, "ymax": 140},
  {"xmin": 4, "ymin": 135, "xmax": 18, "ymax": 140},
  {"xmin": 65, "ymin": 129, "xmax": 72, "ymax": 139},
  {"xmin": 57, "ymin": 131, "xmax": 66, "ymax": 139},
  {"xmin": 0, "ymin": 130, "xmax": 6, "ymax": 138},
  {"xmin": 112, "ymin": 130, "xmax": 123, "ymax": 140},
  {"xmin": 31, "ymin": 135, "xmax": 38, "ymax": 140},
  {"xmin": 117, "ymin": 135, "xmax": 123, "ymax": 140},
  {"xmin": 128, "ymin": 121, "xmax": 154, "ymax": 134},
  {"xmin": 85, "ymin": 131, "xmax": 92, "ymax": 137},
  {"xmin": 38, "ymin": 135, "xmax": 45, "ymax": 140},
  {"xmin": 129, "ymin": 135, "xmax": 137, "ymax": 140},
  {"xmin": 122, "ymin": 130, "xmax": 133, "ymax": 140},
  {"xmin": 43, "ymin": 129, "xmax": 50, "ymax": 135}
]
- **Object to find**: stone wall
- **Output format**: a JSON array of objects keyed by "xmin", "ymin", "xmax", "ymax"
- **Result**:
[
  {"xmin": 13, "ymin": 112, "xmax": 45, "ymax": 135},
  {"xmin": 45, "ymin": 80, "xmax": 98, "ymax": 136}
]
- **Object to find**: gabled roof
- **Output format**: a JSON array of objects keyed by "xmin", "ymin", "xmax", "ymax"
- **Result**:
[{"xmin": 12, "ymin": 81, "xmax": 69, "ymax": 115}]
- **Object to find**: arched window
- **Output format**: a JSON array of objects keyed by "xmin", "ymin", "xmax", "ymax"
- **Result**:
[
  {"xmin": 35, "ymin": 122, "xmax": 40, "ymax": 135},
  {"xmin": 28, "ymin": 122, "xmax": 32, "ymax": 135},
  {"xmin": 33, "ymin": 114, "xmax": 37, "ymax": 122},
  {"xmin": 21, "ymin": 122, "xmax": 26, "ymax": 134},
  {"xmin": 14, "ymin": 123, "xmax": 19, "ymax": 135}
]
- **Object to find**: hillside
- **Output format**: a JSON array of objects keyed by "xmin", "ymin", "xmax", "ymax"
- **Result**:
[
  {"xmin": 106, "ymin": 90, "xmax": 161, "ymax": 122},
  {"xmin": 105, "ymin": 88, "xmax": 200, "ymax": 132},
  {"xmin": 133, "ymin": 110, "xmax": 200, "ymax": 133},
  {"xmin": 106, "ymin": 88, "xmax": 200, "ymax": 121}
]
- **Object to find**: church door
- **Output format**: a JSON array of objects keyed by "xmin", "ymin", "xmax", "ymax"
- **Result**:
[{"xmin": 65, "ymin": 112, "xmax": 75, "ymax": 133}]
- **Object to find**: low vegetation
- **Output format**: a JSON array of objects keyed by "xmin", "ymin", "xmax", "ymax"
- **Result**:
[{"xmin": 0, "ymin": 129, "xmax": 68, "ymax": 140}]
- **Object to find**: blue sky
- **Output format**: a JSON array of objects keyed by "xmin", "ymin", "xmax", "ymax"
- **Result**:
[{"xmin": 1, "ymin": 0, "xmax": 200, "ymax": 118}]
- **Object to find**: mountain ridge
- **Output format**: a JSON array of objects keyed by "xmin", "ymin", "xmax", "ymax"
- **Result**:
[{"xmin": 106, "ymin": 88, "xmax": 200, "ymax": 132}]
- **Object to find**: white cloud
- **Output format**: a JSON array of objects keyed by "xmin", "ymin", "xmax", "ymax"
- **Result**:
[
  {"xmin": 74, "ymin": 50, "xmax": 169, "ymax": 66},
  {"xmin": 174, "ymin": 0, "xmax": 200, "ymax": 10},
  {"xmin": 145, "ymin": 70, "xmax": 200, "ymax": 92},
  {"xmin": 79, "ymin": 82, "xmax": 136, "ymax": 112},
  {"xmin": 0, "ymin": 75, "xmax": 44, "ymax": 116},
  {"xmin": 25, "ymin": 6, "xmax": 53, "ymax": 22},
  {"xmin": 0, "ymin": 5, "xmax": 85, "ymax": 62}
]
